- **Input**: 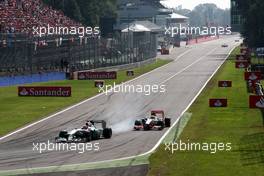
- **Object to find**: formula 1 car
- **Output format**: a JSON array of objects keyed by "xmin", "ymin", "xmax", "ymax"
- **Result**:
[
  {"xmin": 134, "ymin": 110, "xmax": 171, "ymax": 131},
  {"xmin": 55, "ymin": 120, "xmax": 112, "ymax": 143}
]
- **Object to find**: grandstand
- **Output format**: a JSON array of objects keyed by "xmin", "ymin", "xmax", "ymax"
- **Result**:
[
  {"xmin": 0, "ymin": 0, "xmax": 157, "ymax": 84},
  {"xmin": 0, "ymin": 0, "xmax": 80, "ymax": 33}
]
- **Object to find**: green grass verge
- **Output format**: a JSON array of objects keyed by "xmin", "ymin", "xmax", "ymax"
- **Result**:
[
  {"xmin": 0, "ymin": 59, "xmax": 171, "ymax": 136},
  {"xmin": 148, "ymin": 48, "xmax": 264, "ymax": 176}
]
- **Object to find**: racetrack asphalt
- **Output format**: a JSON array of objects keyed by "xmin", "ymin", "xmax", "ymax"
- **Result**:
[{"xmin": 0, "ymin": 35, "xmax": 240, "ymax": 172}]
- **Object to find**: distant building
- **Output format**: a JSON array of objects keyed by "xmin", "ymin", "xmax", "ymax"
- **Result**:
[
  {"xmin": 165, "ymin": 13, "xmax": 189, "ymax": 27},
  {"xmin": 115, "ymin": 0, "xmax": 171, "ymax": 49},
  {"xmin": 231, "ymin": 0, "xmax": 243, "ymax": 32},
  {"xmin": 116, "ymin": 1, "xmax": 190, "ymax": 49},
  {"xmin": 116, "ymin": 0, "xmax": 170, "ymax": 26},
  {"xmin": 164, "ymin": 13, "xmax": 189, "ymax": 47}
]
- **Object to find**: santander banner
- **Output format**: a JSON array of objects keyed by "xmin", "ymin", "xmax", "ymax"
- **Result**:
[
  {"xmin": 249, "ymin": 95, "xmax": 264, "ymax": 108},
  {"xmin": 218, "ymin": 81, "xmax": 232, "ymax": 87},
  {"xmin": 18, "ymin": 86, "xmax": 72, "ymax": 97},
  {"xmin": 235, "ymin": 61, "xmax": 250, "ymax": 69},
  {"xmin": 78, "ymin": 71, "xmax": 117, "ymax": 80},
  {"xmin": 244, "ymin": 72, "xmax": 262, "ymax": 81},
  {"xmin": 209, "ymin": 99, "xmax": 228, "ymax": 107}
]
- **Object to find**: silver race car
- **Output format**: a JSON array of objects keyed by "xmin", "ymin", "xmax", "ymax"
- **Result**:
[{"xmin": 55, "ymin": 120, "xmax": 112, "ymax": 143}]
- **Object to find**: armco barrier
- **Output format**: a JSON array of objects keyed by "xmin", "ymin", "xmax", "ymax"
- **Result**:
[{"xmin": 0, "ymin": 72, "xmax": 66, "ymax": 87}]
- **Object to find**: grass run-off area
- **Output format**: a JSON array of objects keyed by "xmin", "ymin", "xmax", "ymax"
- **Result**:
[
  {"xmin": 0, "ymin": 59, "xmax": 171, "ymax": 136},
  {"xmin": 148, "ymin": 47, "xmax": 264, "ymax": 176}
]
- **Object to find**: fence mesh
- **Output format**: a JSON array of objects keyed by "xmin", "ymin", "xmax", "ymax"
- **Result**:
[{"xmin": 0, "ymin": 32, "xmax": 157, "ymax": 76}]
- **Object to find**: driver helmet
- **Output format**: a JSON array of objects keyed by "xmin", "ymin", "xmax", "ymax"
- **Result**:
[
  {"xmin": 150, "ymin": 112, "xmax": 156, "ymax": 119},
  {"xmin": 82, "ymin": 126, "xmax": 88, "ymax": 129},
  {"xmin": 86, "ymin": 121, "xmax": 93, "ymax": 127}
]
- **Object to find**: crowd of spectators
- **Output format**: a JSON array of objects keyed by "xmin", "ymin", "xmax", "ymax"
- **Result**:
[{"xmin": 0, "ymin": 0, "xmax": 81, "ymax": 34}]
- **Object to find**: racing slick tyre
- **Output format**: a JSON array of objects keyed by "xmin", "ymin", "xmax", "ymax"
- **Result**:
[
  {"xmin": 103, "ymin": 128, "xmax": 112, "ymax": 139},
  {"xmin": 165, "ymin": 118, "xmax": 171, "ymax": 127},
  {"xmin": 156, "ymin": 121, "xmax": 164, "ymax": 130}
]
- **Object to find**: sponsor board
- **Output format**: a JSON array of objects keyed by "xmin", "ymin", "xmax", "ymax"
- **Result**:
[
  {"xmin": 126, "ymin": 70, "xmax": 135, "ymax": 76},
  {"xmin": 94, "ymin": 80, "xmax": 105, "ymax": 88},
  {"xmin": 209, "ymin": 99, "xmax": 227, "ymax": 107},
  {"xmin": 256, "ymin": 47, "xmax": 264, "ymax": 57},
  {"xmin": 244, "ymin": 72, "xmax": 262, "ymax": 81},
  {"xmin": 249, "ymin": 95, "xmax": 264, "ymax": 108},
  {"xmin": 218, "ymin": 81, "xmax": 232, "ymax": 87},
  {"xmin": 78, "ymin": 71, "xmax": 117, "ymax": 80},
  {"xmin": 18, "ymin": 86, "xmax": 71, "ymax": 97},
  {"xmin": 235, "ymin": 61, "xmax": 250, "ymax": 69}
]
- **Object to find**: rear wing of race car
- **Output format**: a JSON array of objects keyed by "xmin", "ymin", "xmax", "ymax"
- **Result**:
[
  {"xmin": 151, "ymin": 110, "xmax": 165, "ymax": 118},
  {"xmin": 90, "ymin": 120, "xmax": 107, "ymax": 129}
]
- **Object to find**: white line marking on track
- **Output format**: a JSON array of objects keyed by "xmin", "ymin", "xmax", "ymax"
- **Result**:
[{"xmin": 159, "ymin": 47, "xmax": 218, "ymax": 85}]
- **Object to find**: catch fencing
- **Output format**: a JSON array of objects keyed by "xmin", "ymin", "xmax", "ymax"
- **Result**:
[{"xmin": 0, "ymin": 32, "xmax": 157, "ymax": 77}]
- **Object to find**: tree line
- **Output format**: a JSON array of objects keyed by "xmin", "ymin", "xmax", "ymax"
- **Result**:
[
  {"xmin": 236, "ymin": 0, "xmax": 264, "ymax": 47},
  {"xmin": 43, "ymin": 0, "xmax": 117, "ymax": 26},
  {"xmin": 172, "ymin": 4, "xmax": 230, "ymax": 28}
]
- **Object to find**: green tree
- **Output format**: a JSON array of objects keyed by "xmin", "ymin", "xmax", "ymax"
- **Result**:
[
  {"xmin": 43, "ymin": 0, "xmax": 117, "ymax": 26},
  {"xmin": 236, "ymin": 0, "xmax": 264, "ymax": 47},
  {"xmin": 174, "ymin": 3, "xmax": 230, "ymax": 27}
]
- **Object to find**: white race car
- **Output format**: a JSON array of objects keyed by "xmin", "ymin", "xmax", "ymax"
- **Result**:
[{"xmin": 55, "ymin": 120, "xmax": 112, "ymax": 143}]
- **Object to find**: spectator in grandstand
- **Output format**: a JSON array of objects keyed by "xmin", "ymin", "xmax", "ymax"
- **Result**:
[
  {"xmin": 0, "ymin": 0, "xmax": 80, "ymax": 34},
  {"xmin": 0, "ymin": 23, "xmax": 3, "ymax": 32}
]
